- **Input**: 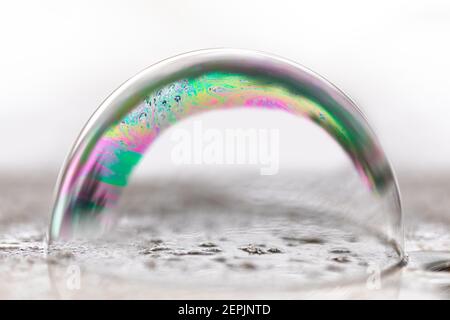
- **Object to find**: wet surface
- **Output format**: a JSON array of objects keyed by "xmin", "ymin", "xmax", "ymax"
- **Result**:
[{"xmin": 0, "ymin": 170, "xmax": 448, "ymax": 299}]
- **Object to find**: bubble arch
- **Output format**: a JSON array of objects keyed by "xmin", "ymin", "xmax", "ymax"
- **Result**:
[{"xmin": 49, "ymin": 49, "xmax": 403, "ymax": 256}]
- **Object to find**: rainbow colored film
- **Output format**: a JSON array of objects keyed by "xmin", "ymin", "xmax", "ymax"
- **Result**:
[{"xmin": 50, "ymin": 50, "xmax": 400, "ymax": 242}]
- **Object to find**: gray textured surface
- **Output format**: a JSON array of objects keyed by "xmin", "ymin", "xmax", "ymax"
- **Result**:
[{"xmin": 0, "ymin": 169, "xmax": 449, "ymax": 299}]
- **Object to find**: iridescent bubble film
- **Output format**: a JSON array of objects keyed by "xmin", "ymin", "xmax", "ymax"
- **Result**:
[{"xmin": 50, "ymin": 49, "xmax": 402, "ymax": 257}]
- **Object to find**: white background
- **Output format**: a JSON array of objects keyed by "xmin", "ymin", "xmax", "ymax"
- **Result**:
[{"xmin": 1, "ymin": 0, "xmax": 449, "ymax": 174}]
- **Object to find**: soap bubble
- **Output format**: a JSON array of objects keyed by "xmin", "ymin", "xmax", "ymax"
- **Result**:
[{"xmin": 47, "ymin": 49, "xmax": 404, "ymax": 296}]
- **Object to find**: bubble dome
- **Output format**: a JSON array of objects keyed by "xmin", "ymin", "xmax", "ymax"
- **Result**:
[{"xmin": 49, "ymin": 49, "xmax": 405, "ymax": 280}]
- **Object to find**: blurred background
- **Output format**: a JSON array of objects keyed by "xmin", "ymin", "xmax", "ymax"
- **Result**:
[
  {"xmin": 1, "ymin": 0, "xmax": 449, "ymax": 176},
  {"xmin": 0, "ymin": 0, "xmax": 450, "ymax": 299}
]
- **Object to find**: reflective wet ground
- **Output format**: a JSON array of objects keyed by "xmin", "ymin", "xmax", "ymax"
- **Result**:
[{"xmin": 0, "ymin": 170, "xmax": 448, "ymax": 299}]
